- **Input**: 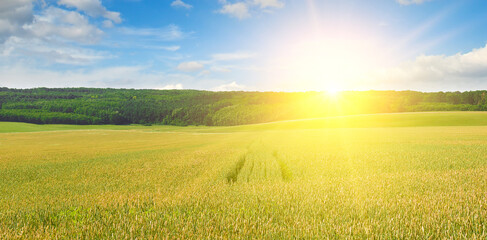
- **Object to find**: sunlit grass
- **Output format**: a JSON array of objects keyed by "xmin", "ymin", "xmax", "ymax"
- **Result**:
[{"xmin": 1, "ymin": 112, "xmax": 487, "ymax": 238}]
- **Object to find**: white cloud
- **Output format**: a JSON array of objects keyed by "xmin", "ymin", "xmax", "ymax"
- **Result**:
[
  {"xmin": 0, "ymin": 0, "xmax": 34, "ymax": 42},
  {"xmin": 0, "ymin": 0, "xmax": 119, "ymax": 66},
  {"xmin": 371, "ymin": 44, "xmax": 487, "ymax": 91},
  {"xmin": 1, "ymin": 36, "xmax": 111, "ymax": 65},
  {"xmin": 104, "ymin": 25, "xmax": 187, "ymax": 53},
  {"xmin": 176, "ymin": 51, "xmax": 255, "ymax": 74},
  {"xmin": 177, "ymin": 61, "xmax": 205, "ymax": 72},
  {"xmin": 158, "ymin": 46, "xmax": 181, "ymax": 51},
  {"xmin": 396, "ymin": 0, "xmax": 432, "ymax": 5},
  {"xmin": 218, "ymin": 0, "xmax": 284, "ymax": 19},
  {"xmin": 158, "ymin": 83, "xmax": 184, "ymax": 90},
  {"xmin": 117, "ymin": 25, "xmax": 186, "ymax": 41},
  {"xmin": 57, "ymin": 0, "xmax": 122, "ymax": 23},
  {"xmin": 102, "ymin": 20, "xmax": 114, "ymax": 28},
  {"xmin": 210, "ymin": 66, "xmax": 231, "ymax": 72},
  {"xmin": 211, "ymin": 52, "xmax": 256, "ymax": 61},
  {"xmin": 0, "ymin": 0, "xmax": 192, "ymax": 89},
  {"xmin": 198, "ymin": 70, "xmax": 211, "ymax": 76},
  {"xmin": 212, "ymin": 81, "xmax": 245, "ymax": 91},
  {"xmin": 171, "ymin": 0, "xmax": 193, "ymax": 9},
  {"xmin": 0, "ymin": 0, "xmax": 117, "ymax": 45},
  {"xmin": 0, "ymin": 65, "xmax": 195, "ymax": 89},
  {"xmin": 253, "ymin": 0, "xmax": 284, "ymax": 8},
  {"xmin": 26, "ymin": 7, "xmax": 103, "ymax": 44},
  {"xmin": 219, "ymin": 2, "xmax": 250, "ymax": 19}
]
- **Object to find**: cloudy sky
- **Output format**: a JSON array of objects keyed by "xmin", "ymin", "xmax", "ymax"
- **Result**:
[{"xmin": 1, "ymin": 0, "xmax": 487, "ymax": 91}]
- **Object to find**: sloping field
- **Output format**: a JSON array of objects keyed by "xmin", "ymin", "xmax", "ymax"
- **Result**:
[
  {"xmin": 1, "ymin": 112, "xmax": 487, "ymax": 238},
  {"xmin": 3, "ymin": 111, "xmax": 487, "ymax": 134},
  {"xmin": 220, "ymin": 111, "xmax": 487, "ymax": 131}
]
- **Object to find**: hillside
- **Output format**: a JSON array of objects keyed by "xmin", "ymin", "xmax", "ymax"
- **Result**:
[
  {"xmin": 1, "ymin": 88, "xmax": 487, "ymax": 126},
  {"xmin": 3, "ymin": 112, "xmax": 487, "ymax": 133}
]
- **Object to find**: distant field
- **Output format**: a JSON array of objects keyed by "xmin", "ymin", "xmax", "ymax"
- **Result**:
[
  {"xmin": 3, "ymin": 111, "xmax": 487, "ymax": 133},
  {"xmin": 1, "ymin": 112, "xmax": 487, "ymax": 238}
]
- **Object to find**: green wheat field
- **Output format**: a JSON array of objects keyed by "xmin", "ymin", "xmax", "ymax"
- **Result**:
[{"xmin": 1, "ymin": 112, "xmax": 487, "ymax": 239}]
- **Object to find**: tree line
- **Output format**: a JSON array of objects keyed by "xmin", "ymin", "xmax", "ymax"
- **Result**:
[{"xmin": 1, "ymin": 87, "xmax": 486, "ymax": 126}]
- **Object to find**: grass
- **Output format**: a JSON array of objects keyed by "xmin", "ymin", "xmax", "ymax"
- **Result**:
[
  {"xmin": 1, "ymin": 112, "xmax": 487, "ymax": 238},
  {"xmin": 4, "ymin": 111, "xmax": 487, "ymax": 133}
]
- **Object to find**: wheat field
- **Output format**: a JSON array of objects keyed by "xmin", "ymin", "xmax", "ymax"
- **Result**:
[{"xmin": 1, "ymin": 112, "xmax": 487, "ymax": 239}]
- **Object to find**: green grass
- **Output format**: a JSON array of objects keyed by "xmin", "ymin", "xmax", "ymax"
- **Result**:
[
  {"xmin": 4, "ymin": 111, "xmax": 487, "ymax": 134},
  {"xmin": 0, "ymin": 122, "xmax": 188, "ymax": 133},
  {"xmin": 220, "ymin": 111, "xmax": 487, "ymax": 131},
  {"xmin": 1, "ymin": 112, "xmax": 487, "ymax": 238}
]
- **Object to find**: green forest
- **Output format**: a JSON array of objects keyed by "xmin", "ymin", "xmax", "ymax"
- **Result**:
[{"xmin": 1, "ymin": 87, "xmax": 487, "ymax": 126}]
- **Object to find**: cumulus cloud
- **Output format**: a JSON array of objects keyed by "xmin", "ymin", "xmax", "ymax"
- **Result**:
[
  {"xmin": 212, "ymin": 81, "xmax": 246, "ymax": 91},
  {"xmin": 102, "ymin": 19, "xmax": 114, "ymax": 28},
  {"xmin": 177, "ymin": 61, "xmax": 205, "ymax": 72},
  {"xmin": 219, "ymin": 2, "xmax": 250, "ymax": 19},
  {"xmin": 26, "ymin": 7, "xmax": 104, "ymax": 44},
  {"xmin": 218, "ymin": 0, "xmax": 284, "ymax": 19},
  {"xmin": 372, "ymin": 44, "xmax": 487, "ymax": 91},
  {"xmin": 0, "ymin": 0, "xmax": 118, "ymax": 44},
  {"xmin": 0, "ymin": 0, "xmax": 121, "ymax": 66},
  {"xmin": 0, "ymin": 0, "xmax": 34, "ymax": 42},
  {"xmin": 171, "ymin": 0, "xmax": 193, "ymax": 9},
  {"xmin": 57, "ymin": 0, "xmax": 122, "ymax": 23},
  {"xmin": 396, "ymin": 0, "xmax": 432, "ymax": 5}
]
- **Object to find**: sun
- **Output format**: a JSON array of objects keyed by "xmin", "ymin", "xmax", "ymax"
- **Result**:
[
  {"xmin": 266, "ymin": 27, "xmax": 387, "ymax": 92},
  {"xmin": 324, "ymin": 85, "xmax": 342, "ymax": 97},
  {"xmin": 288, "ymin": 38, "xmax": 380, "ymax": 90}
]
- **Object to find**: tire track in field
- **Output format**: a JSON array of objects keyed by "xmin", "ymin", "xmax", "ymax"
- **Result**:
[{"xmin": 226, "ymin": 143, "xmax": 292, "ymax": 184}]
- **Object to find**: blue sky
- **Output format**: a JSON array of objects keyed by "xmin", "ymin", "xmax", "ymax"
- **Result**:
[{"xmin": 1, "ymin": 0, "xmax": 487, "ymax": 91}]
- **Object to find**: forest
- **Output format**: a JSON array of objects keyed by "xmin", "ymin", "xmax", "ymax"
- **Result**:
[{"xmin": 1, "ymin": 87, "xmax": 486, "ymax": 126}]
